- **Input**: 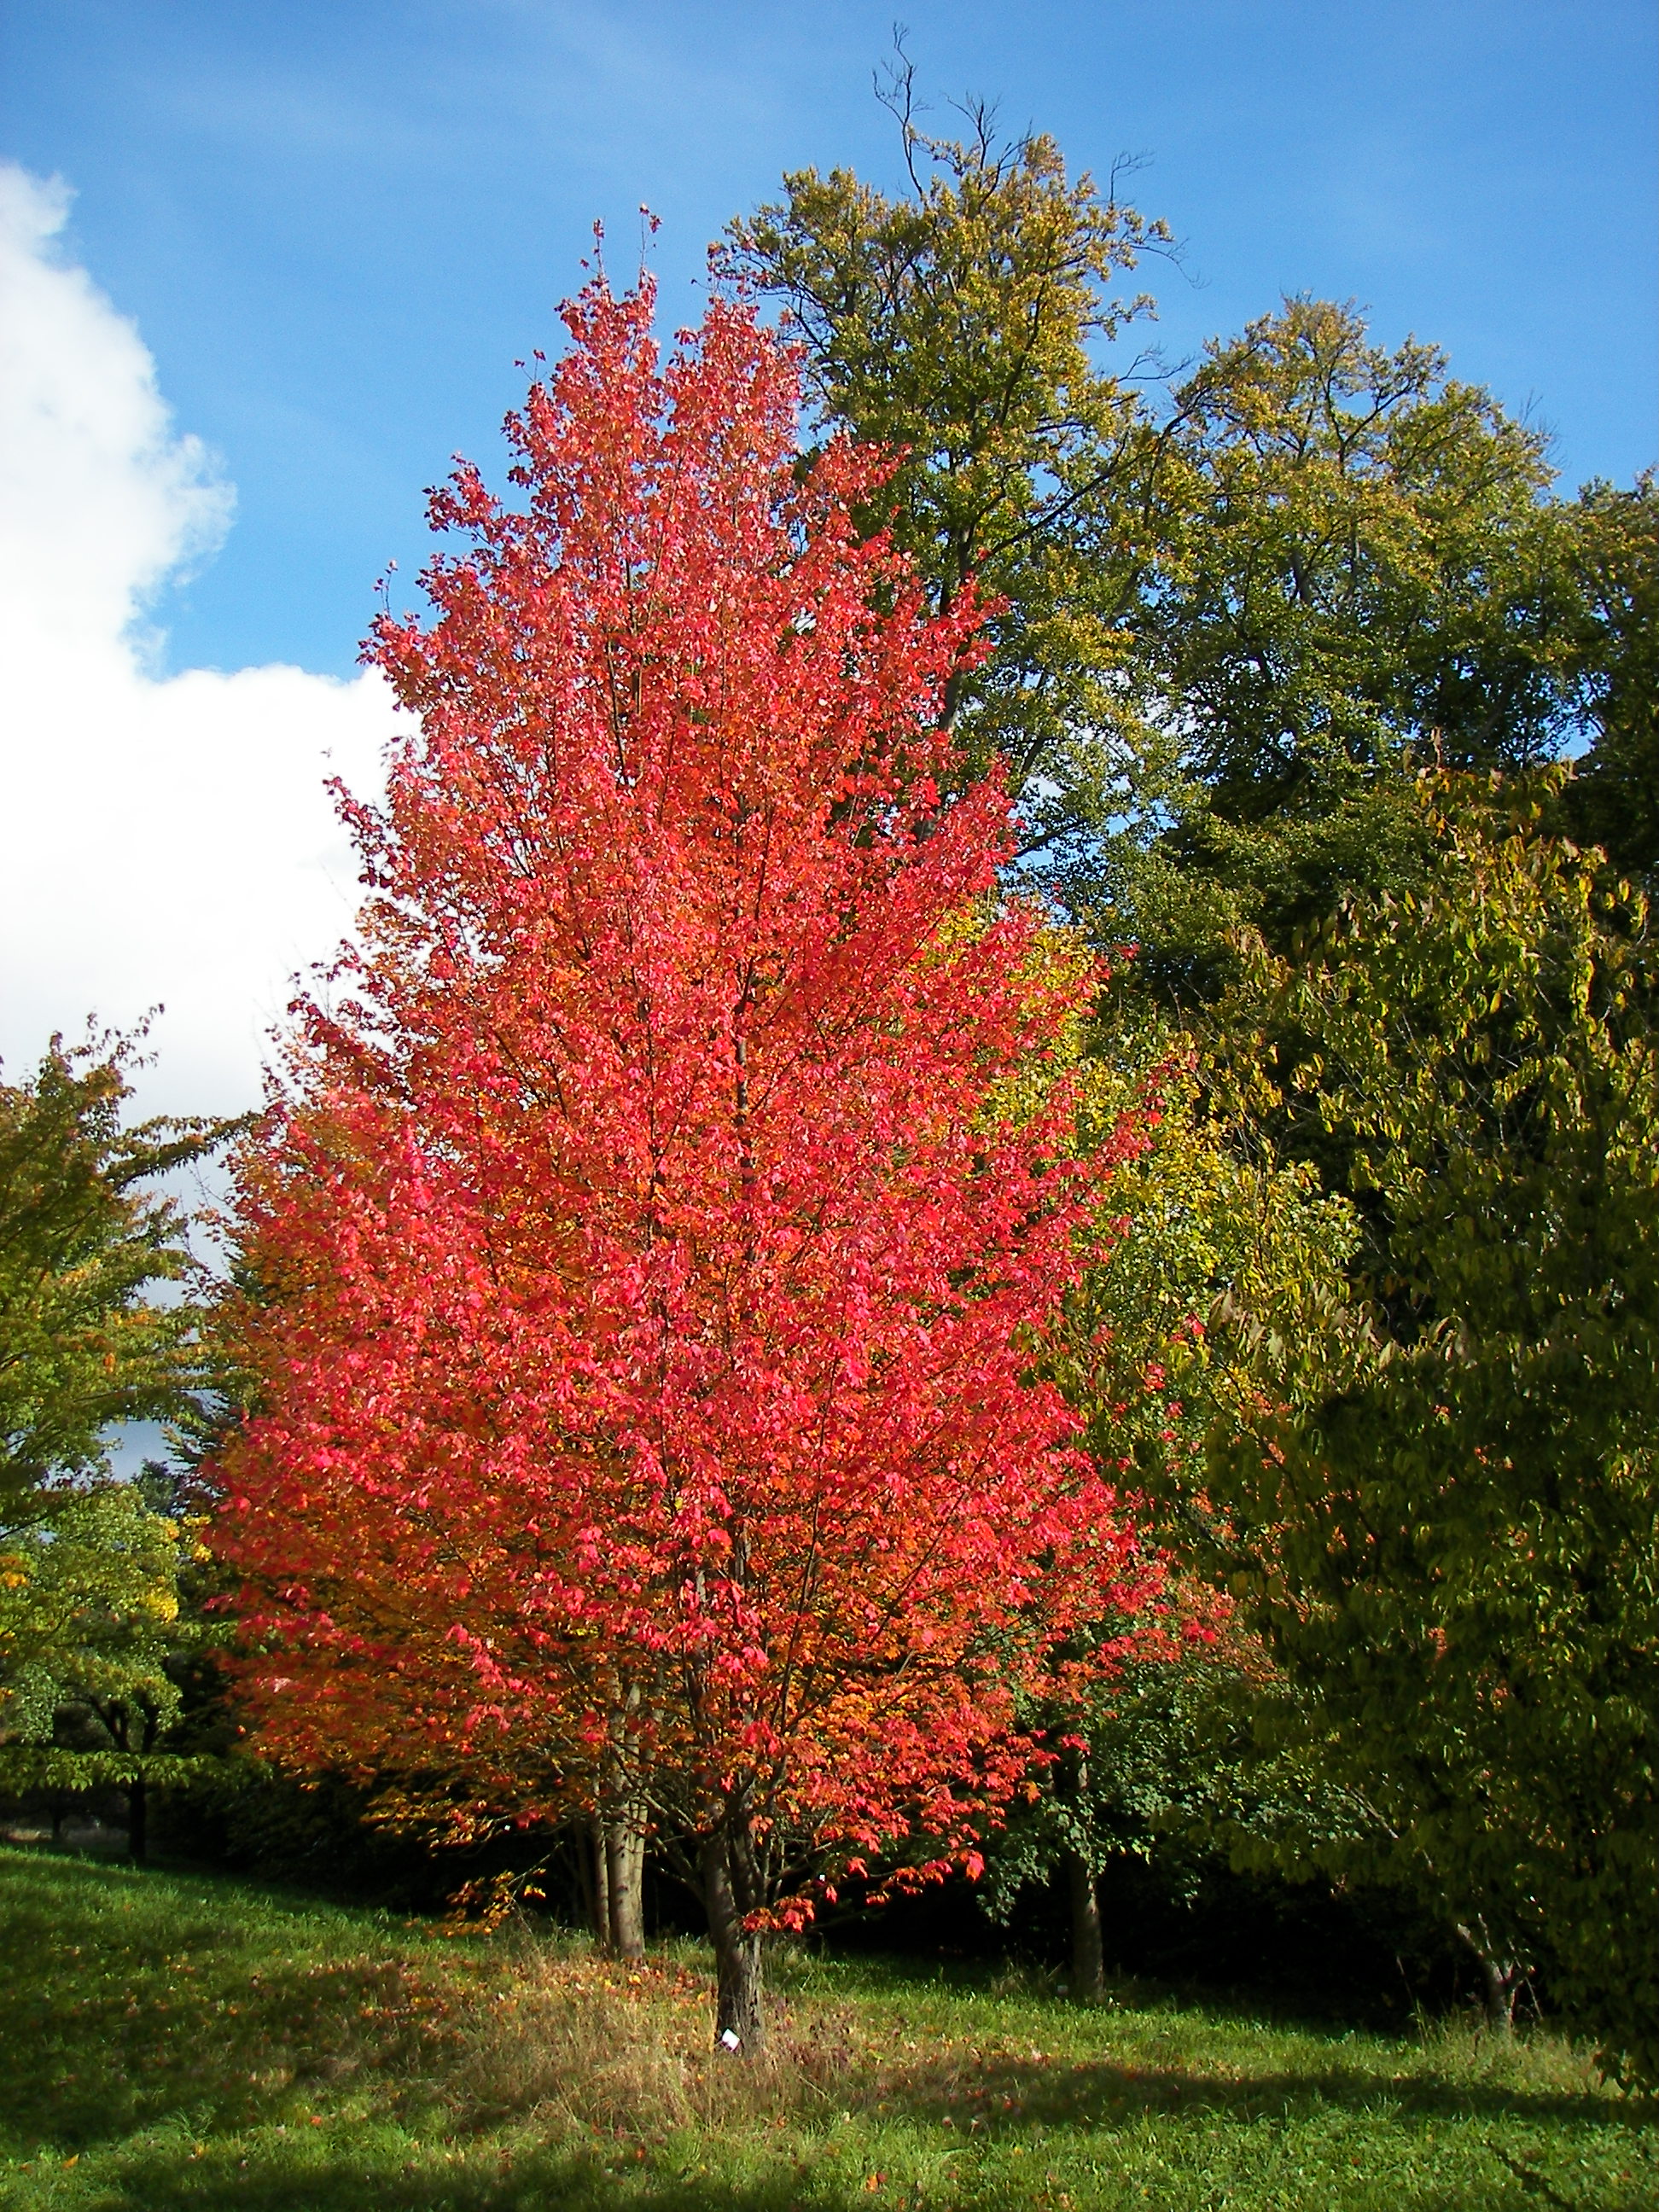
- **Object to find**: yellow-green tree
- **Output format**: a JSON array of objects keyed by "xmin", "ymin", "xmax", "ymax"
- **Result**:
[
  {"xmin": 0, "ymin": 1034, "xmax": 228, "ymax": 1854},
  {"xmin": 0, "ymin": 1476, "xmax": 212, "ymax": 1859},
  {"xmin": 1, "ymin": 1035, "xmax": 221, "ymax": 1518},
  {"xmin": 727, "ymin": 53, "xmax": 1169, "ymax": 868},
  {"xmin": 732, "ymin": 102, "xmax": 1603, "ymax": 959}
]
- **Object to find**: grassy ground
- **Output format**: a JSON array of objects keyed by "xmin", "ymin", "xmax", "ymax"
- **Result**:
[{"xmin": 0, "ymin": 1845, "xmax": 1651, "ymax": 2211}]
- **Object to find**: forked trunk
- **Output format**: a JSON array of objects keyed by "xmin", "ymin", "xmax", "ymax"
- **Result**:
[
  {"xmin": 701, "ymin": 1830, "xmax": 765, "ymax": 2054},
  {"xmin": 1456, "ymin": 1919, "xmax": 1522, "ymax": 2034},
  {"xmin": 1068, "ymin": 1850, "xmax": 1105, "ymax": 2003}
]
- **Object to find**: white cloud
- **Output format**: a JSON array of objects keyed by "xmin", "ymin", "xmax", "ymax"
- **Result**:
[{"xmin": 0, "ymin": 162, "xmax": 404, "ymax": 1119}]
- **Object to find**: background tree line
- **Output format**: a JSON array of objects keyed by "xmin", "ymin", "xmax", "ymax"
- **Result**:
[
  {"xmin": 3, "ymin": 66, "xmax": 1653, "ymax": 2085},
  {"xmin": 728, "ymin": 67, "xmax": 1656, "ymax": 2078}
]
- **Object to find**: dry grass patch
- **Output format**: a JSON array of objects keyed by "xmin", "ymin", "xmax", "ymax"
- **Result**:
[{"xmin": 449, "ymin": 1933, "xmax": 864, "ymax": 2138}]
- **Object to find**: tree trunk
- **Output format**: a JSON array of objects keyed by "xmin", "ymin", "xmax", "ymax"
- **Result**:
[
  {"xmin": 606, "ymin": 1807, "xmax": 647, "ymax": 1959},
  {"xmin": 701, "ymin": 1830, "xmax": 765, "ymax": 2054},
  {"xmin": 128, "ymin": 1774, "xmax": 148, "ymax": 1865},
  {"xmin": 589, "ymin": 1817, "xmax": 611, "ymax": 1947},
  {"xmin": 1068, "ymin": 1850, "xmax": 1106, "ymax": 2003},
  {"xmin": 1456, "ymin": 1920, "xmax": 1518, "ymax": 2034}
]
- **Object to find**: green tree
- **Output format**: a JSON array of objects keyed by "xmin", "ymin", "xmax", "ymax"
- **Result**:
[
  {"xmin": 1010, "ymin": 1032, "xmax": 1359, "ymax": 1999},
  {"xmin": 1196, "ymin": 779, "xmax": 1659, "ymax": 2081},
  {"xmin": 1108, "ymin": 300, "xmax": 1581, "ymax": 998},
  {"xmin": 978, "ymin": 1627, "xmax": 1394, "ymax": 2000},
  {"xmin": 1561, "ymin": 472, "xmax": 1659, "ymax": 887}
]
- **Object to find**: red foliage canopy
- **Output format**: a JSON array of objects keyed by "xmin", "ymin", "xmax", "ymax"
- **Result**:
[{"xmin": 215, "ymin": 272, "xmax": 1155, "ymax": 1941}]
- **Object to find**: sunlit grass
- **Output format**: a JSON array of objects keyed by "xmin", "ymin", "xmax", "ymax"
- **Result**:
[{"xmin": 0, "ymin": 1844, "xmax": 1652, "ymax": 2209}]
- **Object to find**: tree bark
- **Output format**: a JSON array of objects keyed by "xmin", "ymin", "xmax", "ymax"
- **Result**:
[
  {"xmin": 589, "ymin": 1817, "xmax": 611, "ymax": 1947},
  {"xmin": 606, "ymin": 1807, "xmax": 647, "ymax": 1959},
  {"xmin": 701, "ymin": 1830, "xmax": 765, "ymax": 2054},
  {"xmin": 1456, "ymin": 1920, "xmax": 1518, "ymax": 2034},
  {"xmin": 1068, "ymin": 1850, "xmax": 1106, "ymax": 2003}
]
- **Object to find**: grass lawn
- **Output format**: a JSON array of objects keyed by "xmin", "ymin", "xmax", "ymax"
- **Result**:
[{"xmin": 0, "ymin": 1845, "xmax": 1651, "ymax": 2211}]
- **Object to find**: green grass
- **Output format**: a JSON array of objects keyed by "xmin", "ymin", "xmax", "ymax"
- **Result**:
[{"xmin": 0, "ymin": 1845, "xmax": 1652, "ymax": 2210}]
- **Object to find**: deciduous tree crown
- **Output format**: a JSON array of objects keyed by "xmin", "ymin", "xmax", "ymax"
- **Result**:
[{"xmin": 214, "ymin": 271, "xmax": 1155, "ymax": 2042}]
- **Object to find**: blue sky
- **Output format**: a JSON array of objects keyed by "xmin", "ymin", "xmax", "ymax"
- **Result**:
[{"xmin": 5, "ymin": 0, "xmax": 1656, "ymax": 683}]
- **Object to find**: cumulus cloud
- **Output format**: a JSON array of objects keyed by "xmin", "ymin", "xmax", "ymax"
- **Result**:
[{"xmin": 0, "ymin": 162, "xmax": 404, "ymax": 1119}]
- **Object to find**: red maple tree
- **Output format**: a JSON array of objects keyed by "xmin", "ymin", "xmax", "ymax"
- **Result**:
[{"xmin": 215, "ymin": 268, "xmax": 1155, "ymax": 2045}]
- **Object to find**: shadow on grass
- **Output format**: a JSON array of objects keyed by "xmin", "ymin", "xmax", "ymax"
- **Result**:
[
  {"xmin": 0, "ymin": 1848, "xmax": 461, "ymax": 2156},
  {"xmin": 862, "ymin": 2032, "xmax": 1659, "ymax": 2145},
  {"xmin": 19, "ymin": 2141, "xmax": 898, "ymax": 2212},
  {"xmin": 28, "ymin": 2134, "xmax": 1658, "ymax": 2212},
  {"xmin": 830, "ymin": 1958, "xmax": 1650, "ymax": 2138},
  {"xmin": 57, "ymin": 2145, "xmax": 492, "ymax": 2212}
]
